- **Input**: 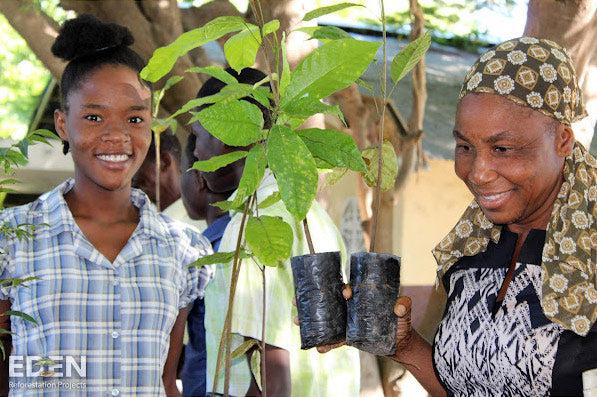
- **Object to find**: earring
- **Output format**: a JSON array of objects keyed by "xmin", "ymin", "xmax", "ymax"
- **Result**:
[{"xmin": 62, "ymin": 140, "xmax": 70, "ymax": 155}]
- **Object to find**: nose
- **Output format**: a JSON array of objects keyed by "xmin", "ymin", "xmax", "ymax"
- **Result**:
[
  {"xmin": 101, "ymin": 120, "xmax": 131, "ymax": 143},
  {"xmin": 468, "ymin": 151, "xmax": 498, "ymax": 186}
]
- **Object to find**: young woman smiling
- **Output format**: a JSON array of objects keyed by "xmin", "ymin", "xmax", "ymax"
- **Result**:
[{"xmin": 0, "ymin": 15, "xmax": 212, "ymax": 396}]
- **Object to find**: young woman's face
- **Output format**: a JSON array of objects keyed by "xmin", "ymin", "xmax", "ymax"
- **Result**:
[{"xmin": 55, "ymin": 65, "xmax": 152, "ymax": 192}]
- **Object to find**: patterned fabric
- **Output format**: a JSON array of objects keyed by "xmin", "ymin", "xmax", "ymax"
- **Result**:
[
  {"xmin": 433, "ymin": 142, "xmax": 596, "ymax": 336},
  {"xmin": 434, "ymin": 230, "xmax": 563, "ymax": 396},
  {"xmin": 0, "ymin": 179, "xmax": 212, "ymax": 396},
  {"xmin": 460, "ymin": 37, "xmax": 587, "ymax": 125},
  {"xmin": 204, "ymin": 171, "xmax": 361, "ymax": 397}
]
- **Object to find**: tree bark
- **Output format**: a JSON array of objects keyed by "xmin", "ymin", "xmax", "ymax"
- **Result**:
[
  {"xmin": 0, "ymin": 1, "xmax": 63, "ymax": 79},
  {"xmin": 524, "ymin": 0, "xmax": 596, "ymax": 148}
]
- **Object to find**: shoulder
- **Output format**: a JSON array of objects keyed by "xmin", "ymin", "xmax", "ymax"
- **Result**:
[{"xmin": 159, "ymin": 212, "xmax": 211, "ymax": 252}]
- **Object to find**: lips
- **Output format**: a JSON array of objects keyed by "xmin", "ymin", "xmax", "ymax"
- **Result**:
[{"xmin": 474, "ymin": 190, "xmax": 513, "ymax": 210}]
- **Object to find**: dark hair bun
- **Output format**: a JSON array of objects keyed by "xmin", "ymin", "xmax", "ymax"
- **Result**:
[{"xmin": 51, "ymin": 14, "xmax": 134, "ymax": 61}]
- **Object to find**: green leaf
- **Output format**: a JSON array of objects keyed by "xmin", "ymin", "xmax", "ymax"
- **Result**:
[
  {"xmin": 17, "ymin": 139, "xmax": 29, "ymax": 157},
  {"xmin": 279, "ymin": 32, "xmax": 290, "ymax": 97},
  {"xmin": 303, "ymin": 3, "xmax": 364, "ymax": 21},
  {"xmin": 188, "ymin": 250, "xmax": 251, "ymax": 268},
  {"xmin": 210, "ymin": 199, "xmax": 244, "ymax": 212},
  {"xmin": 141, "ymin": 16, "xmax": 247, "ymax": 82},
  {"xmin": 297, "ymin": 26, "xmax": 352, "ymax": 41},
  {"xmin": 3, "ymin": 310, "xmax": 37, "ymax": 325},
  {"xmin": 27, "ymin": 128, "xmax": 56, "ymax": 140},
  {"xmin": 283, "ymin": 98, "xmax": 346, "ymax": 125},
  {"xmin": 390, "ymin": 32, "xmax": 431, "ymax": 84},
  {"xmin": 356, "ymin": 78, "xmax": 374, "ymax": 93},
  {"xmin": 298, "ymin": 128, "xmax": 366, "ymax": 172},
  {"xmin": 235, "ymin": 144, "xmax": 267, "ymax": 203},
  {"xmin": 362, "ymin": 141, "xmax": 399, "ymax": 191},
  {"xmin": 245, "ymin": 216, "xmax": 293, "ymax": 266},
  {"xmin": 193, "ymin": 100, "xmax": 263, "ymax": 146},
  {"xmin": 171, "ymin": 83, "xmax": 256, "ymax": 120},
  {"xmin": 262, "ymin": 19, "xmax": 280, "ymax": 36},
  {"xmin": 250, "ymin": 347, "xmax": 262, "ymax": 391},
  {"xmin": 231, "ymin": 338, "xmax": 258, "ymax": 360},
  {"xmin": 224, "ymin": 24, "xmax": 261, "ymax": 73},
  {"xmin": 280, "ymin": 39, "xmax": 380, "ymax": 110},
  {"xmin": 250, "ymin": 87, "xmax": 272, "ymax": 109},
  {"xmin": 186, "ymin": 66, "xmax": 238, "ymax": 85},
  {"xmin": 267, "ymin": 125, "xmax": 318, "ymax": 220},
  {"xmin": 258, "ymin": 191, "xmax": 281, "ymax": 209},
  {"xmin": 192, "ymin": 151, "xmax": 248, "ymax": 172}
]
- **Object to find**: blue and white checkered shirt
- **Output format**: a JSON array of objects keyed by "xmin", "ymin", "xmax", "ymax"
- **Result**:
[{"xmin": 0, "ymin": 179, "xmax": 213, "ymax": 396}]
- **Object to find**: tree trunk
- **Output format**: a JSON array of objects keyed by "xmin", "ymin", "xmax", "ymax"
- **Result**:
[
  {"xmin": 524, "ymin": 0, "xmax": 596, "ymax": 148},
  {"xmin": 0, "ymin": 1, "xmax": 62, "ymax": 79}
]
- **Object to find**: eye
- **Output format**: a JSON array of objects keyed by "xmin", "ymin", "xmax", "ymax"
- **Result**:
[
  {"xmin": 456, "ymin": 143, "xmax": 471, "ymax": 152},
  {"xmin": 84, "ymin": 114, "xmax": 102, "ymax": 122},
  {"xmin": 128, "ymin": 116, "xmax": 144, "ymax": 124},
  {"xmin": 493, "ymin": 146, "xmax": 510, "ymax": 153}
]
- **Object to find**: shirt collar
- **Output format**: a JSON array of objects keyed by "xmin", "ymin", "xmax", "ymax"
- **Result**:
[
  {"xmin": 38, "ymin": 178, "xmax": 168, "ymax": 242},
  {"xmin": 203, "ymin": 213, "xmax": 231, "ymax": 245}
]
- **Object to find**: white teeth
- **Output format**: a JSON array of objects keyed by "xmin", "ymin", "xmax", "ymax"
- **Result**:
[
  {"xmin": 97, "ymin": 154, "xmax": 129, "ymax": 162},
  {"xmin": 480, "ymin": 192, "xmax": 507, "ymax": 202}
]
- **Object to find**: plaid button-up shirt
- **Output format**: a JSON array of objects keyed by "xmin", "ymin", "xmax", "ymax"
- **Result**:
[{"xmin": 0, "ymin": 179, "xmax": 212, "ymax": 396}]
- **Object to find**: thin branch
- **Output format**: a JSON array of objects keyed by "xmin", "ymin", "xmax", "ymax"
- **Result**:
[{"xmin": 370, "ymin": 0, "xmax": 389, "ymax": 253}]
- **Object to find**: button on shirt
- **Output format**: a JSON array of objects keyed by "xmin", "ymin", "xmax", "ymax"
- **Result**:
[{"xmin": 0, "ymin": 179, "xmax": 213, "ymax": 396}]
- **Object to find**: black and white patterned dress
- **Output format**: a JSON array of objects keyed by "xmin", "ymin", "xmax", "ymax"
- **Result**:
[{"xmin": 433, "ymin": 229, "xmax": 597, "ymax": 396}]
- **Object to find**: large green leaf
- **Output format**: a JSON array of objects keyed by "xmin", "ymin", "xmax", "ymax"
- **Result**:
[
  {"xmin": 192, "ymin": 151, "xmax": 248, "ymax": 172},
  {"xmin": 224, "ymin": 20, "xmax": 280, "ymax": 73},
  {"xmin": 186, "ymin": 66, "xmax": 238, "ymax": 85},
  {"xmin": 141, "ymin": 16, "xmax": 246, "ymax": 82},
  {"xmin": 279, "ymin": 32, "xmax": 290, "ymax": 97},
  {"xmin": 245, "ymin": 216, "xmax": 293, "ymax": 266},
  {"xmin": 298, "ymin": 128, "xmax": 366, "ymax": 172},
  {"xmin": 234, "ymin": 144, "xmax": 267, "ymax": 204},
  {"xmin": 390, "ymin": 32, "xmax": 431, "ymax": 84},
  {"xmin": 267, "ymin": 125, "xmax": 318, "ymax": 220},
  {"xmin": 362, "ymin": 141, "xmax": 399, "ymax": 191},
  {"xmin": 193, "ymin": 99, "xmax": 263, "ymax": 146},
  {"xmin": 280, "ymin": 39, "xmax": 380, "ymax": 110},
  {"xmin": 219, "ymin": 144, "xmax": 267, "ymax": 211},
  {"xmin": 297, "ymin": 26, "xmax": 351, "ymax": 41},
  {"xmin": 303, "ymin": 3, "xmax": 364, "ymax": 21},
  {"xmin": 258, "ymin": 192, "xmax": 281, "ymax": 209}
]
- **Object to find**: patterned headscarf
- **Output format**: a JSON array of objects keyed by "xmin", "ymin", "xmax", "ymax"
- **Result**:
[
  {"xmin": 434, "ymin": 37, "xmax": 596, "ymax": 337},
  {"xmin": 460, "ymin": 37, "xmax": 587, "ymax": 125}
]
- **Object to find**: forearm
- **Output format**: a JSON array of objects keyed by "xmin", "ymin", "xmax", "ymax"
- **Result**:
[
  {"xmin": 163, "ymin": 308, "xmax": 189, "ymax": 394},
  {"xmin": 392, "ymin": 331, "xmax": 447, "ymax": 397}
]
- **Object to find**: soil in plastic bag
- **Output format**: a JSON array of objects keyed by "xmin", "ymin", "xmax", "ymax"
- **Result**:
[
  {"xmin": 347, "ymin": 252, "xmax": 401, "ymax": 356},
  {"xmin": 291, "ymin": 251, "xmax": 346, "ymax": 349}
]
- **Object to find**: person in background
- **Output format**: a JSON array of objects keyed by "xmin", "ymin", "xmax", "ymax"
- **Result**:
[
  {"xmin": 188, "ymin": 67, "xmax": 361, "ymax": 397},
  {"xmin": 132, "ymin": 130, "xmax": 182, "ymax": 212},
  {"xmin": 179, "ymin": 133, "xmax": 229, "ymax": 397},
  {"xmin": 0, "ymin": 14, "xmax": 212, "ymax": 396}
]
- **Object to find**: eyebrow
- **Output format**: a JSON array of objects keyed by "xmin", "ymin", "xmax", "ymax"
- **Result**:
[
  {"xmin": 453, "ymin": 129, "xmax": 519, "ymax": 143},
  {"xmin": 80, "ymin": 103, "xmax": 150, "ymax": 111}
]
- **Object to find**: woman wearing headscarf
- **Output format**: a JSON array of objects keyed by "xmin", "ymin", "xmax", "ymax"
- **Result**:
[{"xmin": 366, "ymin": 37, "xmax": 595, "ymax": 397}]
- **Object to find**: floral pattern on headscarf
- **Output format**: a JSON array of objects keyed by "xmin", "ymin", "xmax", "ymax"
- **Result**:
[
  {"xmin": 460, "ymin": 37, "xmax": 587, "ymax": 126},
  {"xmin": 433, "ymin": 142, "xmax": 596, "ymax": 336}
]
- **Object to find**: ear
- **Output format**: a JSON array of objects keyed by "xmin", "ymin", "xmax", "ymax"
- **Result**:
[
  {"xmin": 555, "ymin": 123, "xmax": 575, "ymax": 157},
  {"xmin": 54, "ymin": 109, "xmax": 69, "ymax": 141},
  {"xmin": 160, "ymin": 151, "xmax": 173, "ymax": 172}
]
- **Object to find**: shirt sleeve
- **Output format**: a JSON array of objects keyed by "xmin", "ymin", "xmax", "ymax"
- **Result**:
[{"xmin": 177, "ymin": 226, "xmax": 213, "ymax": 309}]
